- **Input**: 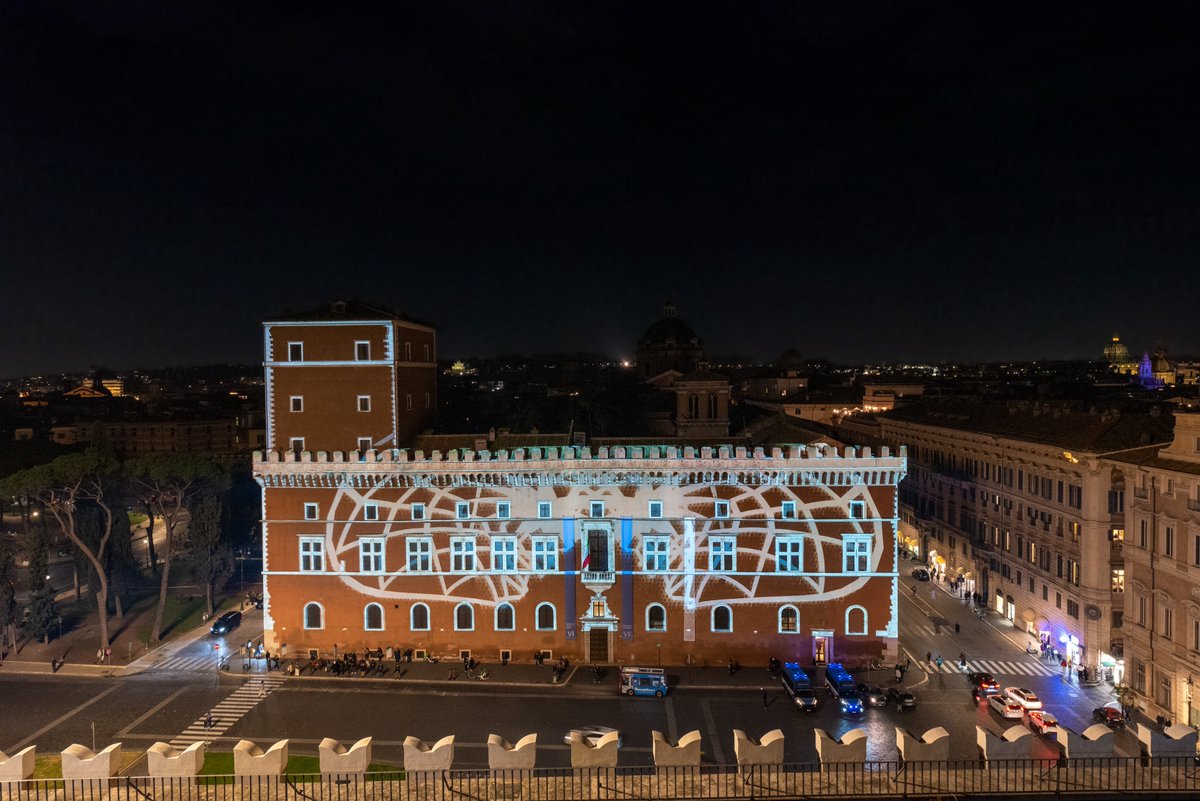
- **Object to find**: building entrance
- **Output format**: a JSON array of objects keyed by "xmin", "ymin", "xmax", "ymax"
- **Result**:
[
  {"xmin": 588, "ymin": 628, "xmax": 610, "ymax": 663},
  {"xmin": 814, "ymin": 636, "xmax": 829, "ymax": 665}
]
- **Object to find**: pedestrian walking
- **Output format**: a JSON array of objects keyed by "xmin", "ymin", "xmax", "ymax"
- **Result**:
[
  {"xmin": 761, "ymin": 688, "xmax": 768, "ymax": 709},
  {"xmin": 935, "ymin": 655, "xmax": 943, "ymax": 672},
  {"xmin": 954, "ymin": 622, "xmax": 960, "ymax": 634},
  {"xmin": 894, "ymin": 666, "xmax": 903, "ymax": 683},
  {"xmin": 911, "ymin": 585, "xmax": 917, "ymax": 596},
  {"xmin": 959, "ymin": 651, "xmax": 966, "ymax": 666},
  {"xmin": 926, "ymin": 651, "xmax": 932, "ymax": 665},
  {"xmin": 259, "ymin": 679, "xmax": 266, "ymax": 697},
  {"xmin": 204, "ymin": 711, "xmax": 214, "ymax": 730}
]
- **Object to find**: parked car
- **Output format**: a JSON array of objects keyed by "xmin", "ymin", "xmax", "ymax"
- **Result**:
[
  {"xmin": 988, "ymin": 694, "xmax": 1025, "ymax": 719},
  {"xmin": 210, "ymin": 610, "xmax": 242, "ymax": 636},
  {"xmin": 1004, "ymin": 687, "xmax": 1043, "ymax": 711},
  {"xmin": 911, "ymin": 568, "xmax": 930, "ymax": 581},
  {"xmin": 1026, "ymin": 710, "xmax": 1058, "ymax": 736},
  {"xmin": 887, "ymin": 687, "xmax": 917, "ymax": 711},
  {"xmin": 967, "ymin": 672, "xmax": 1001, "ymax": 695},
  {"xmin": 780, "ymin": 662, "xmax": 820, "ymax": 711},
  {"xmin": 1093, "ymin": 705, "xmax": 1126, "ymax": 729},
  {"xmin": 858, "ymin": 684, "xmax": 889, "ymax": 707},
  {"xmin": 564, "ymin": 726, "xmax": 622, "ymax": 747}
]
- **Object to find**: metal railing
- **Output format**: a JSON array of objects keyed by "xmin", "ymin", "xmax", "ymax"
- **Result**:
[{"xmin": 4, "ymin": 758, "xmax": 1200, "ymax": 801}]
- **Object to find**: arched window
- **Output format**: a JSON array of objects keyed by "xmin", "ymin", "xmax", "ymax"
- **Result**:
[
  {"xmin": 410, "ymin": 603, "xmax": 430, "ymax": 631},
  {"xmin": 646, "ymin": 603, "xmax": 667, "ymax": 632},
  {"xmin": 535, "ymin": 602, "xmax": 556, "ymax": 631},
  {"xmin": 712, "ymin": 605, "xmax": 732, "ymax": 633},
  {"xmin": 303, "ymin": 602, "xmax": 324, "ymax": 630},
  {"xmin": 495, "ymin": 603, "xmax": 515, "ymax": 631},
  {"xmin": 845, "ymin": 605, "xmax": 867, "ymax": 635},
  {"xmin": 455, "ymin": 603, "xmax": 474, "ymax": 631},
  {"xmin": 364, "ymin": 603, "xmax": 384, "ymax": 631},
  {"xmin": 779, "ymin": 605, "xmax": 799, "ymax": 634}
]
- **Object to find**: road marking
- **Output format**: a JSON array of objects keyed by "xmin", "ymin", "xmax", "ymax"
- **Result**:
[
  {"xmin": 665, "ymin": 695, "xmax": 678, "ymax": 743},
  {"xmin": 7, "ymin": 684, "xmax": 121, "ymax": 752},
  {"xmin": 171, "ymin": 675, "xmax": 287, "ymax": 746},
  {"xmin": 117, "ymin": 686, "xmax": 190, "ymax": 737},
  {"xmin": 700, "ymin": 698, "xmax": 726, "ymax": 765}
]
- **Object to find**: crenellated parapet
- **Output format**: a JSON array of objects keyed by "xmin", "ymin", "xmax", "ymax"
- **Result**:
[{"xmin": 253, "ymin": 443, "xmax": 908, "ymax": 489}]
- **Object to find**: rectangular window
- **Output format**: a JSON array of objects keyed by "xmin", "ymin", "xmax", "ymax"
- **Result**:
[
  {"xmin": 424, "ymin": 392, "xmax": 431, "ymax": 409},
  {"xmin": 359, "ymin": 538, "xmax": 384, "ymax": 573},
  {"xmin": 357, "ymin": 395, "xmax": 371, "ymax": 412},
  {"xmin": 407, "ymin": 537, "xmax": 432, "ymax": 572},
  {"xmin": 1194, "ymin": 534, "xmax": 1200, "ymax": 567},
  {"xmin": 710, "ymin": 536, "xmax": 736, "ymax": 571},
  {"xmin": 290, "ymin": 395, "xmax": 304, "ymax": 412},
  {"xmin": 1138, "ymin": 595, "xmax": 1147, "ymax": 626},
  {"xmin": 1140, "ymin": 519, "xmax": 1148, "ymax": 548},
  {"xmin": 355, "ymin": 341, "xmax": 370, "ymax": 361},
  {"xmin": 303, "ymin": 503, "xmax": 319, "ymax": 520},
  {"xmin": 1067, "ymin": 599, "xmax": 1079, "ymax": 619},
  {"xmin": 423, "ymin": 343, "xmax": 430, "ymax": 361},
  {"xmin": 289, "ymin": 436, "xmax": 305, "ymax": 453},
  {"xmin": 363, "ymin": 503, "xmax": 379, "ymax": 521},
  {"xmin": 1163, "ymin": 607, "xmax": 1174, "ymax": 640},
  {"xmin": 1067, "ymin": 559, "xmax": 1080, "ymax": 586},
  {"xmin": 456, "ymin": 501, "xmax": 470, "ymax": 520},
  {"xmin": 406, "ymin": 393, "xmax": 413, "ymax": 411},
  {"xmin": 1056, "ymin": 592, "xmax": 1062, "ymax": 609},
  {"xmin": 648, "ymin": 500, "xmax": 664, "ymax": 519},
  {"xmin": 843, "ymin": 535, "xmax": 871, "ymax": 573},
  {"xmin": 287, "ymin": 342, "xmax": 303, "ymax": 361},
  {"xmin": 643, "ymin": 536, "xmax": 669, "ymax": 572},
  {"xmin": 537, "ymin": 501, "xmax": 552, "ymax": 520},
  {"xmin": 848, "ymin": 501, "xmax": 866, "ymax": 519},
  {"xmin": 714, "ymin": 500, "xmax": 730, "ymax": 518},
  {"xmin": 776, "ymin": 537, "xmax": 804, "ymax": 573},
  {"xmin": 1042, "ymin": 584, "xmax": 1048, "ymax": 601},
  {"xmin": 357, "ymin": 437, "xmax": 372, "ymax": 452},
  {"xmin": 1111, "ymin": 568, "xmax": 1125, "ymax": 592},
  {"xmin": 780, "ymin": 501, "xmax": 797, "ymax": 519},
  {"xmin": 590, "ymin": 501, "xmax": 605, "ymax": 518},
  {"xmin": 299, "ymin": 537, "xmax": 324, "ymax": 572},
  {"xmin": 411, "ymin": 503, "xmax": 425, "ymax": 521},
  {"xmin": 1165, "ymin": 526, "xmax": 1175, "ymax": 557},
  {"xmin": 492, "ymin": 537, "xmax": 516, "ymax": 571},
  {"xmin": 496, "ymin": 501, "xmax": 511, "ymax": 519},
  {"xmin": 532, "ymin": 537, "xmax": 558, "ymax": 571},
  {"xmin": 451, "ymin": 537, "xmax": 476, "ymax": 571},
  {"xmin": 404, "ymin": 341, "xmax": 412, "ymax": 360},
  {"xmin": 1192, "ymin": 620, "xmax": 1200, "ymax": 652}
]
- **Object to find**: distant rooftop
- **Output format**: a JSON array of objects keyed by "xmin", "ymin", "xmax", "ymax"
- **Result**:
[
  {"xmin": 267, "ymin": 299, "xmax": 436, "ymax": 328},
  {"xmin": 884, "ymin": 398, "xmax": 1173, "ymax": 454}
]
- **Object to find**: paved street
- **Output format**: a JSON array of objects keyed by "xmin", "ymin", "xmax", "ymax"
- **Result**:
[{"xmin": 1, "ymin": 579, "xmax": 1136, "ymax": 769}]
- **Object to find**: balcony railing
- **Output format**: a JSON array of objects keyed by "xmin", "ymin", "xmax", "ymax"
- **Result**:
[{"xmin": 582, "ymin": 570, "xmax": 615, "ymax": 586}]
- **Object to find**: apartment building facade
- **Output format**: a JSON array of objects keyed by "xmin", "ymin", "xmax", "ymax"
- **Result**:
[
  {"xmin": 1110, "ymin": 410, "xmax": 1200, "ymax": 726},
  {"xmin": 873, "ymin": 400, "xmax": 1172, "ymax": 673}
]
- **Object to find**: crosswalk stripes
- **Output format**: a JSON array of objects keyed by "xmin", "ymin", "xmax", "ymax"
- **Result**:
[
  {"xmin": 170, "ymin": 675, "xmax": 287, "ymax": 747},
  {"xmin": 153, "ymin": 653, "xmax": 221, "ymax": 673},
  {"xmin": 916, "ymin": 657, "xmax": 1059, "ymax": 677}
]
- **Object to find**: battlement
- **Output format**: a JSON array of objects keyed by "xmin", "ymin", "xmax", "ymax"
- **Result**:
[{"xmin": 254, "ymin": 442, "xmax": 905, "ymax": 467}]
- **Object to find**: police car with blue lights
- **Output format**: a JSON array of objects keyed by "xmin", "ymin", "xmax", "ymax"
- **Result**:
[
  {"xmin": 780, "ymin": 662, "xmax": 820, "ymax": 711},
  {"xmin": 824, "ymin": 663, "xmax": 864, "ymax": 714}
]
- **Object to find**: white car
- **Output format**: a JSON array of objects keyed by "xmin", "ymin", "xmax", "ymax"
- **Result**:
[
  {"xmin": 1026, "ymin": 709, "xmax": 1058, "ymax": 735},
  {"xmin": 989, "ymin": 694, "xmax": 1025, "ymax": 719},
  {"xmin": 1004, "ymin": 687, "xmax": 1043, "ymax": 710}
]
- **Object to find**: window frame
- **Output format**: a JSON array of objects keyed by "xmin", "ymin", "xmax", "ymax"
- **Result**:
[
  {"xmin": 780, "ymin": 501, "xmax": 797, "ymax": 519},
  {"xmin": 290, "ymin": 395, "xmax": 304, "ymax": 413},
  {"xmin": 496, "ymin": 501, "xmax": 511, "ymax": 519},
  {"xmin": 648, "ymin": 500, "xmax": 664, "ymax": 519},
  {"xmin": 406, "ymin": 537, "xmax": 432, "ymax": 572},
  {"xmin": 775, "ymin": 536, "xmax": 804, "ymax": 573},
  {"xmin": 303, "ymin": 601, "xmax": 324, "ymax": 630},
  {"xmin": 495, "ymin": 603, "xmax": 515, "ymax": 631},
  {"xmin": 456, "ymin": 501, "xmax": 470, "ymax": 520},
  {"xmin": 843, "ymin": 535, "xmax": 872, "ymax": 573},
  {"xmin": 709, "ymin": 536, "xmax": 736, "ymax": 571},
  {"xmin": 363, "ymin": 503, "xmax": 379, "ymax": 521},
  {"xmin": 303, "ymin": 502, "xmax": 319, "ymax": 521},
  {"xmin": 537, "ymin": 501, "xmax": 552, "ymax": 520},
  {"xmin": 357, "ymin": 395, "xmax": 371, "ymax": 412},
  {"xmin": 299, "ymin": 537, "xmax": 325, "ymax": 573},
  {"xmin": 646, "ymin": 603, "xmax": 667, "ymax": 632},
  {"xmin": 532, "ymin": 536, "xmax": 559, "ymax": 571},
  {"xmin": 359, "ymin": 537, "xmax": 385, "ymax": 573},
  {"xmin": 411, "ymin": 503, "xmax": 426, "ymax": 521},
  {"xmin": 450, "ymin": 536, "xmax": 477, "ymax": 572},
  {"xmin": 454, "ymin": 602, "xmax": 475, "ymax": 632},
  {"xmin": 589, "ymin": 501, "xmax": 605, "ymax": 518},
  {"xmin": 535, "ymin": 602, "xmax": 557, "ymax": 631},
  {"xmin": 643, "ymin": 535, "xmax": 670, "ymax": 572},
  {"xmin": 711, "ymin": 604, "xmax": 733, "ymax": 633},
  {"xmin": 779, "ymin": 604, "xmax": 800, "ymax": 634},
  {"xmin": 714, "ymin": 500, "xmax": 730, "ymax": 519},
  {"xmin": 845, "ymin": 605, "xmax": 868, "ymax": 635},
  {"xmin": 848, "ymin": 501, "xmax": 866, "ymax": 519},
  {"xmin": 287, "ymin": 342, "xmax": 304, "ymax": 362},
  {"xmin": 354, "ymin": 340, "xmax": 371, "ymax": 361},
  {"xmin": 364, "ymin": 602, "xmax": 384, "ymax": 631},
  {"xmin": 410, "ymin": 603, "xmax": 430, "ymax": 631},
  {"xmin": 492, "ymin": 536, "xmax": 517, "ymax": 572},
  {"xmin": 357, "ymin": 437, "xmax": 372, "ymax": 452}
]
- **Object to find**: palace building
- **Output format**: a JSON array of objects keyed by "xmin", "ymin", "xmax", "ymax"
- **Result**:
[{"xmin": 255, "ymin": 305, "xmax": 905, "ymax": 667}]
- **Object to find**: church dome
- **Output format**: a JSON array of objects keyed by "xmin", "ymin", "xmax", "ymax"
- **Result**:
[
  {"xmin": 1104, "ymin": 334, "xmax": 1131, "ymax": 365},
  {"xmin": 639, "ymin": 302, "xmax": 700, "ymax": 347}
]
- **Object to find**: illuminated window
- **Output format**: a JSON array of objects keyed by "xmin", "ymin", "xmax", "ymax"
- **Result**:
[
  {"xmin": 1111, "ymin": 568, "xmax": 1125, "ymax": 592},
  {"xmin": 303, "ymin": 602, "xmax": 323, "ymax": 630},
  {"xmin": 779, "ymin": 605, "xmax": 799, "ymax": 634}
]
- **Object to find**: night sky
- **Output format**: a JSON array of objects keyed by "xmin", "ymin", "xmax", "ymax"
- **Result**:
[{"xmin": 2, "ymin": 2, "xmax": 1198, "ymax": 376}]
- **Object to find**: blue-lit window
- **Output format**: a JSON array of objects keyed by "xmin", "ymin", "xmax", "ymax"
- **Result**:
[
  {"xmin": 451, "ymin": 537, "xmax": 476, "ymax": 571},
  {"xmin": 533, "ymin": 537, "xmax": 558, "ymax": 571},
  {"xmin": 843, "ymin": 535, "xmax": 871, "ymax": 573},
  {"xmin": 643, "ymin": 536, "xmax": 669, "ymax": 572},
  {"xmin": 775, "ymin": 537, "xmax": 804, "ymax": 572},
  {"xmin": 590, "ymin": 501, "xmax": 605, "ymax": 518},
  {"xmin": 496, "ymin": 502, "xmax": 511, "ymax": 519},
  {"xmin": 537, "ymin": 501, "xmax": 552, "ymax": 519},
  {"xmin": 456, "ymin": 501, "xmax": 470, "ymax": 520},
  {"xmin": 648, "ymin": 500, "xmax": 664, "ymax": 519},
  {"xmin": 714, "ymin": 500, "xmax": 730, "ymax": 518},
  {"xmin": 492, "ymin": 537, "xmax": 516, "ymax": 571},
  {"xmin": 363, "ymin": 503, "xmax": 379, "ymax": 521},
  {"xmin": 780, "ymin": 501, "xmax": 797, "ymax": 519},
  {"xmin": 712, "ymin": 605, "xmax": 733, "ymax": 633},
  {"xmin": 849, "ymin": 501, "xmax": 866, "ymax": 520},
  {"xmin": 710, "ymin": 537, "xmax": 735, "ymax": 571},
  {"xmin": 411, "ymin": 503, "xmax": 425, "ymax": 521}
]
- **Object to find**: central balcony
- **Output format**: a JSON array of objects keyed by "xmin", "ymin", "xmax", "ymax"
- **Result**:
[{"xmin": 582, "ymin": 570, "xmax": 615, "ymax": 590}]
